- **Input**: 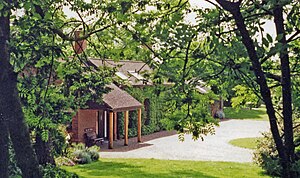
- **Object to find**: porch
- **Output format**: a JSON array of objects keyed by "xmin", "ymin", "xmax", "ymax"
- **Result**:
[{"xmin": 71, "ymin": 84, "xmax": 143, "ymax": 149}]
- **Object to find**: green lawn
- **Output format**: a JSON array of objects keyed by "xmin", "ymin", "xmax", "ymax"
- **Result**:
[
  {"xmin": 224, "ymin": 107, "xmax": 268, "ymax": 120},
  {"xmin": 63, "ymin": 158, "xmax": 269, "ymax": 178},
  {"xmin": 229, "ymin": 137, "xmax": 261, "ymax": 149}
]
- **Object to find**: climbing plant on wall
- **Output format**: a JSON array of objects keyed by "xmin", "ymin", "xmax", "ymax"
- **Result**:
[{"xmin": 114, "ymin": 86, "xmax": 166, "ymax": 138}]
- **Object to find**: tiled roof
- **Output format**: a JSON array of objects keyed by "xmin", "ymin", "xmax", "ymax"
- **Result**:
[
  {"xmin": 103, "ymin": 84, "xmax": 142, "ymax": 112},
  {"xmin": 89, "ymin": 59, "xmax": 152, "ymax": 86}
]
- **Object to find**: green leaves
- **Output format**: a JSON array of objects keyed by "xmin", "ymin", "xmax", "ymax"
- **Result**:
[
  {"xmin": 23, "ymin": 2, "xmax": 32, "ymax": 11},
  {"xmin": 267, "ymin": 34, "xmax": 273, "ymax": 43},
  {"xmin": 231, "ymin": 85, "xmax": 259, "ymax": 109},
  {"xmin": 41, "ymin": 130, "xmax": 49, "ymax": 141},
  {"xmin": 262, "ymin": 34, "xmax": 273, "ymax": 48}
]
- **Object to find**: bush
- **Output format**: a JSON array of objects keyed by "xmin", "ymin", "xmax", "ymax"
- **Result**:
[
  {"xmin": 73, "ymin": 150, "xmax": 92, "ymax": 164},
  {"xmin": 87, "ymin": 146, "xmax": 100, "ymax": 161},
  {"xmin": 66, "ymin": 143, "xmax": 100, "ymax": 165},
  {"xmin": 253, "ymin": 131, "xmax": 300, "ymax": 177},
  {"xmin": 88, "ymin": 150, "xmax": 99, "ymax": 161},
  {"xmin": 253, "ymin": 132, "xmax": 282, "ymax": 176},
  {"xmin": 42, "ymin": 164, "xmax": 78, "ymax": 178}
]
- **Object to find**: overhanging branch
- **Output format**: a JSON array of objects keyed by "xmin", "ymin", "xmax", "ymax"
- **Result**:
[{"xmin": 50, "ymin": 24, "xmax": 114, "ymax": 42}]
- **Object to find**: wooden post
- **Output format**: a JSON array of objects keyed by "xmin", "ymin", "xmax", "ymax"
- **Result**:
[
  {"xmin": 108, "ymin": 111, "xmax": 113, "ymax": 149},
  {"xmin": 137, "ymin": 108, "xmax": 142, "ymax": 142},
  {"xmin": 124, "ymin": 111, "xmax": 129, "ymax": 146},
  {"xmin": 114, "ymin": 112, "xmax": 117, "ymax": 140}
]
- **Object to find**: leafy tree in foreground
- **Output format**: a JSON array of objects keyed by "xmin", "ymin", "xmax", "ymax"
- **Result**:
[
  {"xmin": 126, "ymin": 0, "xmax": 299, "ymax": 177},
  {"xmin": 212, "ymin": 0, "xmax": 299, "ymax": 177},
  {"xmin": 0, "ymin": 1, "xmax": 41, "ymax": 177},
  {"xmin": 1, "ymin": 0, "xmax": 149, "ymax": 176},
  {"xmin": 150, "ymin": 0, "xmax": 299, "ymax": 177}
]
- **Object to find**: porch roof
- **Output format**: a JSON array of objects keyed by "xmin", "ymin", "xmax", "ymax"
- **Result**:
[{"xmin": 102, "ymin": 84, "xmax": 142, "ymax": 112}]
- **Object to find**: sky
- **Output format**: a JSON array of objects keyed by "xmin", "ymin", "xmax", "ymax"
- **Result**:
[
  {"xmin": 63, "ymin": 0, "xmax": 276, "ymax": 38},
  {"xmin": 187, "ymin": 0, "xmax": 275, "ymax": 37}
]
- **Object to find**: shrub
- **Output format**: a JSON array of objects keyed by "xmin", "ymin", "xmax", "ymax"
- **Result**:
[
  {"xmin": 74, "ymin": 151, "xmax": 92, "ymax": 164},
  {"xmin": 253, "ymin": 131, "xmax": 300, "ymax": 177},
  {"xmin": 66, "ymin": 143, "xmax": 99, "ymax": 164},
  {"xmin": 253, "ymin": 132, "xmax": 282, "ymax": 176},
  {"xmin": 87, "ymin": 145, "xmax": 100, "ymax": 161},
  {"xmin": 88, "ymin": 150, "xmax": 99, "ymax": 161}
]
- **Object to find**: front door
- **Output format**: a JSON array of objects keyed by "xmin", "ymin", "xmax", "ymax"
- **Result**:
[{"xmin": 98, "ymin": 110, "xmax": 104, "ymax": 138}]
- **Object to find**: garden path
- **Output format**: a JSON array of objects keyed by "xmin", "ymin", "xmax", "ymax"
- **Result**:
[{"xmin": 100, "ymin": 120, "xmax": 269, "ymax": 162}]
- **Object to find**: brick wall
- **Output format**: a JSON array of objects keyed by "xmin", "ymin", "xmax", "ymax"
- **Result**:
[
  {"xmin": 77, "ymin": 109, "xmax": 98, "ymax": 142},
  {"xmin": 71, "ymin": 113, "xmax": 79, "ymax": 142}
]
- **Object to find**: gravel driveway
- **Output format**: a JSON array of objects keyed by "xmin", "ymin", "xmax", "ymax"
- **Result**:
[{"xmin": 100, "ymin": 120, "xmax": 269, "ymax": 162}]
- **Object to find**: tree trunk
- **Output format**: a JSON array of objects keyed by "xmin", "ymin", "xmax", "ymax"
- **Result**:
[
  {"xmin": 0, "ymin": 114, "xmax": 9, "ymax": 178},
  {"xmin": 0, "ymin": 3, "xmax": 42, "ymax": 178},
  {"xmin": 215, "ymin": 0, "xmax": 290, "ymax": 176},
  {"xmin": 273, "ymin": 5, "xmax": 295, "ymax": 177}
]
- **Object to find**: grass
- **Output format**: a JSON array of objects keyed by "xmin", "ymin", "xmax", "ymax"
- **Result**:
[
  {"xmin": 224, "ymin": 107, "xmax": 268, "ymax": 120},
  {"xmin": 62, "ymin": 158, "xmax": 269, "ymax": 178},
  {"xmin": 229, "ymin": 137, "xmax": 261, "ymax": 149}
]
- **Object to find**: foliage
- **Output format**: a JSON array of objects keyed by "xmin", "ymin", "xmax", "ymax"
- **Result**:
[
  {"xmin": 42, "ymin": 164, "xmax": 78, "ymax": 178},
  {"xmin": 121, "ymin": 85, "xmax": 217, "ymax": 141},
  {"xmin": 254, "ymin": 128, "xmax": 300, "ymax": 177},
  {"xmin": 11, "ymin": 1, "xmax": 114, "ymax": 164},
  {"xmin": 229, "ymin": 137, "xmax": 261, "ymax": 150},
  {"xmin": 67, "ymin": 143, "xmax": 100, "ymax": 165},
  {"xmin": 2, "ymin": 0, "xmax": 299, "ymax": 176},
  {"xmin": 161, "ymin": 87, "xmax": 218, "ymax": 141},
  {"xmin": 111, "ymin": 0, "xmax": 233, "ymax": 140},
  {"xmin": 116, "ymin": 86, "xmax": 166, "ymax": 138},
  {"xmin": 127, "ymin": 87, "xmax": 165, "ymax": 134},
  {"xmin": 123, "ymin": 1, "xmax": 300, "ymax": 175},
  {"xmin": 231, "ymin": 85, "xmax": 260, "ymax": 109},
  {"xmin": 73, "ymin": 151, "xmax": 92, "ymax": 164},
  {"xmin": 63, "ymin": 158, "xmax": 269, "ymax": 178},
  {"xmin": 253, "ymin": 132, "xmax": 282, "ymax": 176},
  {"xmin": 5, "ymin": 0, "xmax": 148, "ymax": 170}
]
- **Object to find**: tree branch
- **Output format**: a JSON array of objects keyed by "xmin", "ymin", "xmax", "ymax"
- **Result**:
[
  {"xmin": 287, "ymin": 28, "xmax": 300, "ymax": 43},
  {"xmin": 50, "ymin": 24, "xmax": 114, "ymax": 42},
  {"xmin": 265, "ymin": 72, "xmax": 282, "ymax": 82}
]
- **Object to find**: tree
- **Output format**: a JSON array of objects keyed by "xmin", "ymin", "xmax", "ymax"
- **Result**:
[
  {"xmin": 213, "ymin": 1, "xmax": 298, "ymax": 177},
  {"xmin": 0, "ymin": 1, "xmax": 41, "ymax": 177},
  {"xmin": 1, "ymin": 0, "xmax": 154, "ymax": 176},
  {"xmin": 122, "ymin": 0, "xmax": 299, "ymax": 176},
  {"xmin": 231, "ymin": 84, "xmax": 260, "ymax": 109}
]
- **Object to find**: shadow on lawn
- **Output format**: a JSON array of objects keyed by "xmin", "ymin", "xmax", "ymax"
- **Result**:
[{"xmin": 65, "ymin": 160, "xmax": 217, "ymax": 178}]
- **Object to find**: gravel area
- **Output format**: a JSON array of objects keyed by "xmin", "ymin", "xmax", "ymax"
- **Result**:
[{"xmin": 100, "ymin": 120, "xmax": 270, "ymax": 162}]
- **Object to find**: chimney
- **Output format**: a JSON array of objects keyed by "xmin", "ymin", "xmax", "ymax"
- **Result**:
[{"xmin": 73, "ymin": 28, "xmax": 87, "ymax": 54}]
